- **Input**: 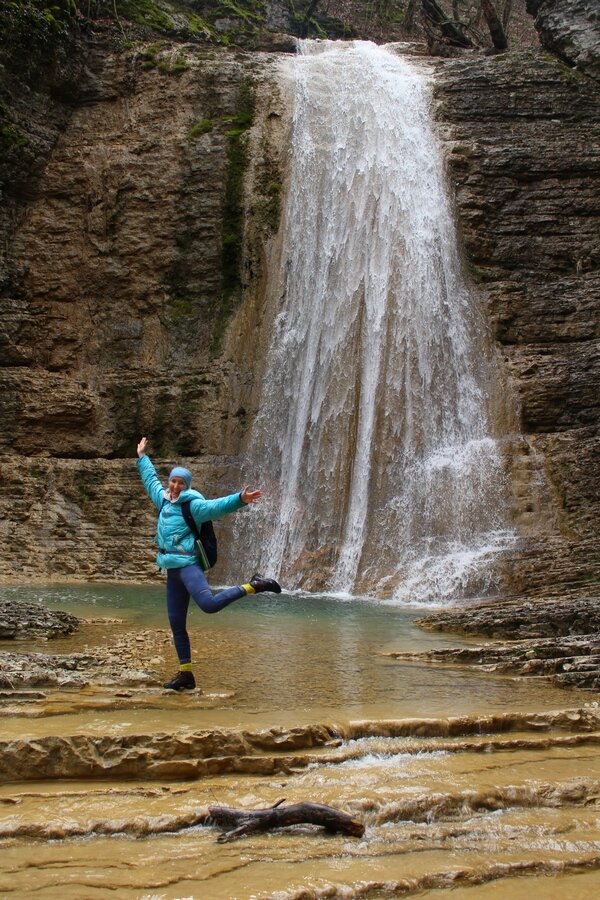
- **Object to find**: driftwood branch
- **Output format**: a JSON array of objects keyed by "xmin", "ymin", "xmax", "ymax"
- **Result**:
[{"xmin": 208, "ymin": 801, "xmax": 365, "ymax": 843}]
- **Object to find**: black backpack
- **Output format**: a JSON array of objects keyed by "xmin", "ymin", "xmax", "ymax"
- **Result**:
[{"xmin": 181, "ymin": 500, "xmax": 218, "ymax": 571}]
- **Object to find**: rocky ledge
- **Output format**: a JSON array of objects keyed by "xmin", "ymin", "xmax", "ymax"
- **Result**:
[
  {"xmin": 1, "ymin": 707, "xmax": 598, "ymax": 784},
  {"xmin": 0, "ymin": 620, "xmax": 169, "ymax": 689},
  {"xmin": 0, "ymin": 597, "xmax": 79, "ymax": 640},
  {"xmin": 399, "ymin": 595, "xmax": 600, "ymax": 690}
]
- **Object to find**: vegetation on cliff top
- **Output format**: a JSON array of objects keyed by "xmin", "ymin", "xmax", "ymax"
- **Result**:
[
  {"xmin": 0, "ymin": 2, "xmax": 539, "ymax": 73},
  {"xmin": 0, "ymin": 1, "xmax": 81, "ymax": 86}
]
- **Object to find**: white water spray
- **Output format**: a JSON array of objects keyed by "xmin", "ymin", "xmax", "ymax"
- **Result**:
[{"xmin": 235, "ymin": 41, "xmax": 516, "ymax": 603}]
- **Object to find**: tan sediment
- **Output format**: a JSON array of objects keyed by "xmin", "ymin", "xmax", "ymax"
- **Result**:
[
  {"xmin": 347, "ymin": 706, "xmax": 600, "ymax": 738},
  {"xmin": 2, "ymin": 707, "xmax": 600, "ymax": 897},
  {"xmin": 1, "ymin": 708, "xmax": 599, "ymax": 783},
  {"xmin": 270, "ymin": 856, "xmax": 600, "ymax": 899}
]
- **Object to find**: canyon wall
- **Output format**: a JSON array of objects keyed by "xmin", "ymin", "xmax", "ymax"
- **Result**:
[
  {"xmin": 0, "ymin": 35, "xmax": 289, "ymax": 582},
  {"xmin": 433, "ymin": 47, "xmax": 599, "ymax": 599},
  {"xmin": 0, "ymin": 8, "xmax": 598, "ymax": 599}
]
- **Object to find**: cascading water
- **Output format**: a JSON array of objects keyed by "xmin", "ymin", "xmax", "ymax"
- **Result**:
[{"xmin": 235, "ymin": 40, "xmax": 516, "ymax": 604}]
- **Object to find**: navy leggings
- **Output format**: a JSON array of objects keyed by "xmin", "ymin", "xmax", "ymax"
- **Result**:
[{"xmin": 166, "ymin": 565, "xmax": 246, "ymax": 664}]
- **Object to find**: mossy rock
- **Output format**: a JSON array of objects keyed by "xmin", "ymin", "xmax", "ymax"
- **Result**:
[
  {"xmin": 187, "ymin": 118, "xmax": 214, "ymax": 139},
  {"xmin": 0, "ymin": 124, "xmax": 29, "ymax": 151}
]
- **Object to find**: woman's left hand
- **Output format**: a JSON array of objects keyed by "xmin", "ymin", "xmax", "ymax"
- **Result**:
[{"xmin": 241, "ymin": 485, "xmax": 262, "ymax": 504}]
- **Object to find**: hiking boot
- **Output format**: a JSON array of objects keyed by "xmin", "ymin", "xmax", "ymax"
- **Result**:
[
  {"xmin": 249, "ymin": 573, "xmax": 282, "ymax": 594},
  {"xmin": 163, "ymin": 670, "xmax": 196, "ymax": 691}
]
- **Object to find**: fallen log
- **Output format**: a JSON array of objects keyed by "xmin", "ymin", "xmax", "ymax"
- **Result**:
[{"xmin": 208, "ymin": 800, "xmax": 365, "ymax": 843}]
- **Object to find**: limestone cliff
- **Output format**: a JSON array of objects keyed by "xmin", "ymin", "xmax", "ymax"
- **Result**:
[
  {"xmin": 0, "ymin": 4, "xmax": 598, "ymax": 601},
  {"xmin": 433, "ymin": 48, "xmax": 599, "ymax": 599},
  {"xmin": 0, "ymin": 27, "xmax": 288, "ymax": 580}
]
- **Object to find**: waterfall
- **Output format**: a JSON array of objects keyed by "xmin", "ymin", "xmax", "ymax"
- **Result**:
[{"xmin": 235, "ymin": 40, "xmax": 516, "ymax": 604}]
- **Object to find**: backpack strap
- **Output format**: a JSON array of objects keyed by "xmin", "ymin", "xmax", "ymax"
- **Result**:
[{"xmin": 180, "ymin": 499, "xmax": 200, "ymax": 538}]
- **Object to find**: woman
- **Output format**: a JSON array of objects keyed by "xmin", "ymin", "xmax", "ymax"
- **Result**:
[{"xmin": 136, "ymin": 436, "xmax": 281, "ymax": 690}]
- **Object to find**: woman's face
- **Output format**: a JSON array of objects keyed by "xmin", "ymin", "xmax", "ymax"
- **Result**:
[{"xmin": 168, "ymin": 476, "xmax": 187, "ymax": 500}]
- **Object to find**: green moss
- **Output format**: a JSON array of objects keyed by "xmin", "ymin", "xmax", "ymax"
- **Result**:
[
  {"xmin": 222, "ymin": 110, "xmax": 253, "ymax": 129},
  {"xmin": 216, "ymin": 0, "xmax": 264, "ymax": 24},
  {"xmin": 156, "ymin": 52, "xmax": 190, "ymax": 75},
  {"xmin": 289, "ymin": 2, "xmax": 356, "ymax": 39},
  {"xmin": 118, "ymin": 0, "xmax": 173, "ymax": 32},
  {"xmin": 170, "ymin": 55, "xmax": 190, "ymax": 74},
  {"xmin": 0, "ymin": 124, "xmax": 29, "ymax": 150},
  {"xmin": 186, "ymin": 12, "xmax": 210, "ymax": 35},
  {"xmin": 187, "ymin": 118, "xmax": 214, "ymax": 139},
  {"xmin": 140, "ymin": 42, "xmax": 161, "ymax": 67},
  {"xmin": 211, "ymin": 77, "xmax": 255, "ymax": 356},
  {"xmin": 0, "ymin": 0, "xmax": 78, "ymax": 76},
  {"xmin": 167, "ymin": 296, "xmax": 195, "ymax": 320},
  {"xmin": 141, "ymin": 42, "xmax": 190, "ymax": 75},
  {"xmin": 91, "ymin": 0, "xmax": 214, "ymax": 40},
  {"xmin": 550, "ymin": 54, "xmax": 590, "ymax": 83}
]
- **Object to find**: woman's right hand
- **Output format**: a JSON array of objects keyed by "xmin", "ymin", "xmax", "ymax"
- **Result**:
[{"xmin": 137, "ymin": 436, "xmax": 149, "ymax": 458}]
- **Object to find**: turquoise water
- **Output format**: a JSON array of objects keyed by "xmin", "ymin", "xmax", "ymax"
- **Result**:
[{"xmin": 2, "ymin": 583, "xmax": 592, "ymax": 720}]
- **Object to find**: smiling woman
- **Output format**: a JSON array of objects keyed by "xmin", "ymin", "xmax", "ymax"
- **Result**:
[{"xmin": 135, "ymin": 436, "xmax": 281, "ymax": 690}]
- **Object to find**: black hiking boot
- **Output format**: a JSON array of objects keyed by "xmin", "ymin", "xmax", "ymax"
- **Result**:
[
  {"xmin": 249, "ymin": 573, "xmax": 282, "ymax": 594},
  {"xmin": 163, "ymin": 670, "xmax": 196, "ymax": 691}
]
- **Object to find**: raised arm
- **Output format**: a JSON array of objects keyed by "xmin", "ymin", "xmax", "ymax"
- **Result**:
[
  {"xmin": 190, "ymin": 484, "xmax": 262, "ymax": 524},
  {"xmin": 136, "ymin": 437, "xmax": 166, "ymax": 510}
]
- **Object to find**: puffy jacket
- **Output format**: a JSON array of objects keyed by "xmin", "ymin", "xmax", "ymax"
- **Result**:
[{"xmin": 137, "ymin": 454, "xmax": 246, "ymax": 570}]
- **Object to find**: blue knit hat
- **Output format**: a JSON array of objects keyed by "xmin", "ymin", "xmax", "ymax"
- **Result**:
[{"xmin": 169, "ymin": 466, "xmax": 192, "ymax": 489}]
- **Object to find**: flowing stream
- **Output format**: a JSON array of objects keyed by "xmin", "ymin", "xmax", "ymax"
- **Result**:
[
  {"xmin": 234, "ymin": 41, "xmax": 516, "ymax": 603},
  {"xmin": 1, "ymin": 586, "xmax": 599, "ymax": 898}
]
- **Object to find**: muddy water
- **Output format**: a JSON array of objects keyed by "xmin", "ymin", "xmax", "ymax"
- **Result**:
[{"xmin": 1, "ymin": 585, "xmax": 600, "ymax": 898}]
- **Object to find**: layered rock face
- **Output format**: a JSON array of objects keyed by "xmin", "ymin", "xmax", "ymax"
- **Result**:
[
  {"xmin": 0, "ymin": 39, "xmax": 287, "ymax": 581},
  {"xmin": 433, "ymin": 50, "xmax": 600, "ymax": 600},
  {"xmin": 528, "ymin": 0, "xmax": 600, "ymax": 80}
]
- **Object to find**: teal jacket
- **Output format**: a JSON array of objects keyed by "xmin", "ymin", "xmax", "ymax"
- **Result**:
[{"xmin": 137, "ymin": 454, "xmax": 246, "ymax": 570}]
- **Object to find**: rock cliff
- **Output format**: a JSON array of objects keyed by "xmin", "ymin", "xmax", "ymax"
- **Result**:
[
  {"xmin": 0, "ymin": 4, "xmax": 598, "ymax": 603},
  {"xmin": 433, "ymin": 48, "xmax": 599, "ymax": 600},
  {"xmin": 528, "ymin": 0, "xmax": 600, "ymax": 80},
  {"xmin": 0, "ymin": 32, "xmax": 288, "ymax": 581}
]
